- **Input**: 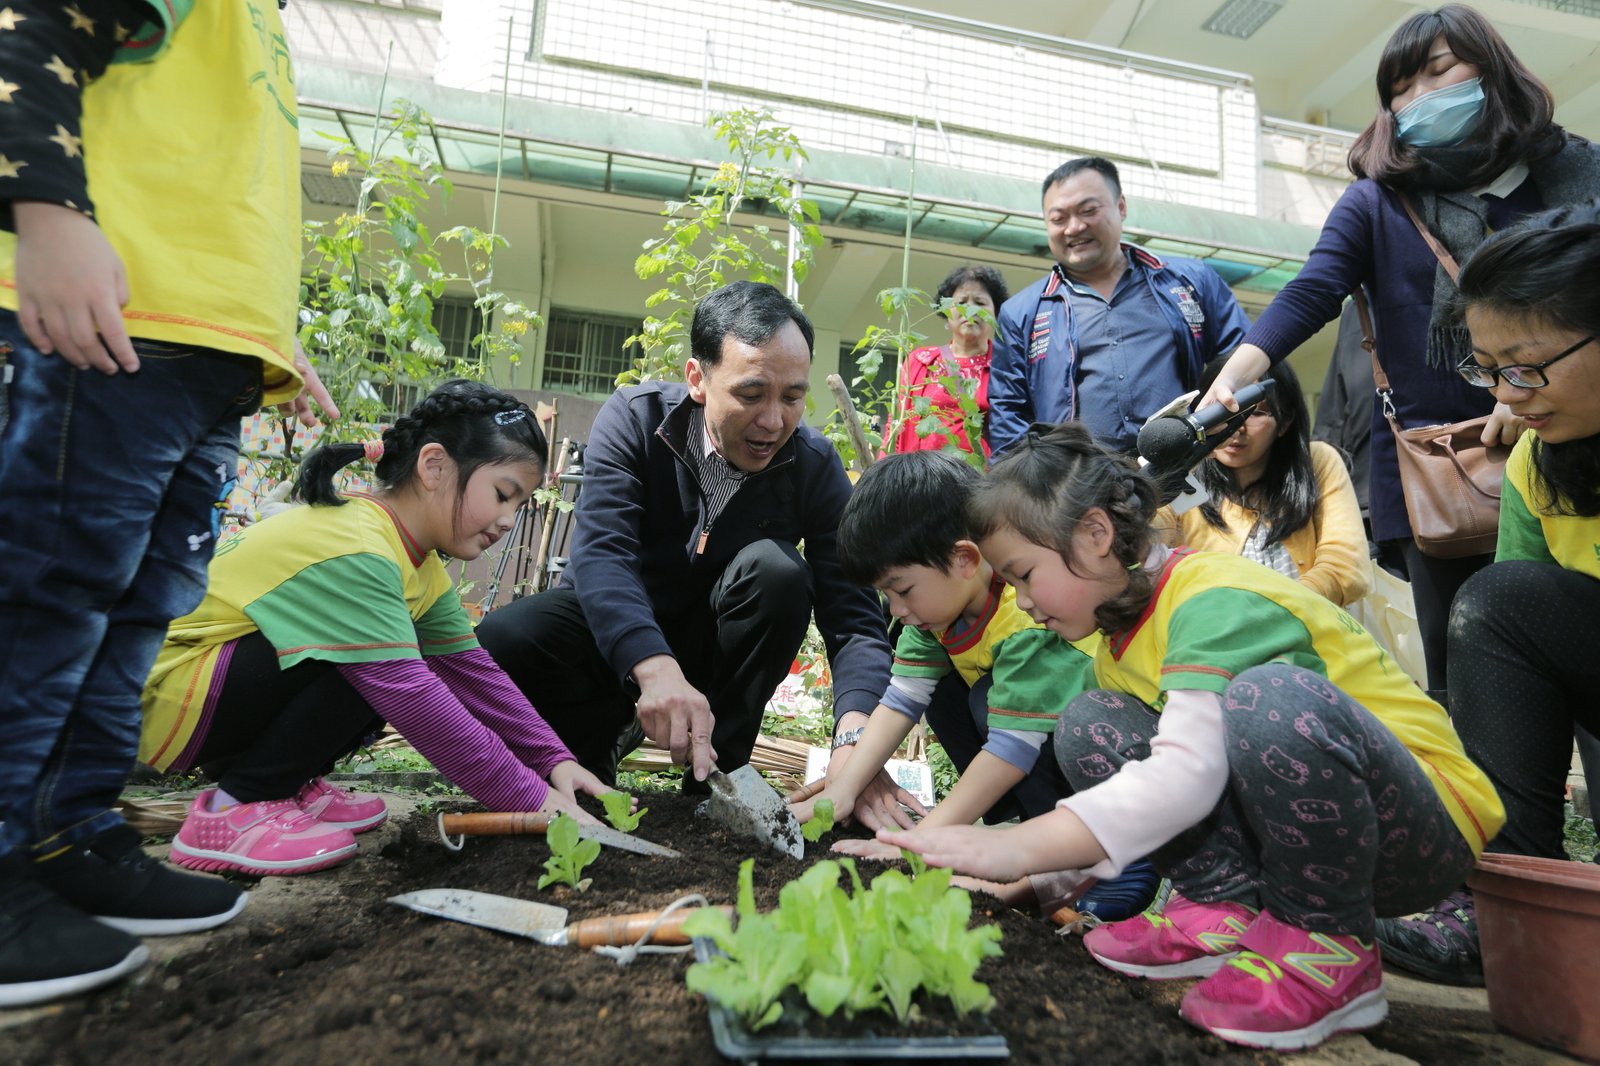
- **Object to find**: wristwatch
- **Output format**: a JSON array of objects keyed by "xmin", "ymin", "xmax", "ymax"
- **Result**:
[{"xmin": 831, "ymin": 726, "xmax": 866, "ymax": 750}]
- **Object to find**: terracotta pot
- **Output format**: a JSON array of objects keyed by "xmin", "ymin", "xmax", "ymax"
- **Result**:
[{"xmin": 1467, "ymin": 853, "xmax": 1600, "ymax": 1063}]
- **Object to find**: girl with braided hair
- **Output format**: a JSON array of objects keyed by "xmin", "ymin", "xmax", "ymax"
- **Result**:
[
  {"xmin": 879, "ymin": 421, "xmax": 1503, "ymax": 1051},
  {"xmin": 140, "ymin": 380, "xmax": 614, "ymax": 876}
]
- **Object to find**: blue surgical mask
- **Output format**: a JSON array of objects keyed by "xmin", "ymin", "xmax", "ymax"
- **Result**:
[{"xmin": 1394, "ymin": 76, "xmax": 1486, "ymax": 148}]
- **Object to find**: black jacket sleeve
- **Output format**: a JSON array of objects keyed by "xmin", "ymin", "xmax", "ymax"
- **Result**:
[{"xmin": 0, "ymin": 1, "xmax": 153, "ymax": 225}]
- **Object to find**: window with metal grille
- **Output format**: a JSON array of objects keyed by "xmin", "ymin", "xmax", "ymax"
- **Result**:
[
  {"xmin": 838, "ymin": 339, "xmax": 896, "ymax": 438},
  {"xmin": 432, "ymin": 296, "xmax": 485, "ymax": 360},
  {"xmin": 540, "ymin": 308, "xmax": 641, "ymax": 395}
]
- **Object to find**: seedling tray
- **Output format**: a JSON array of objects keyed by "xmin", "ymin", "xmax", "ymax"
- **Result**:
[{"xmin": 693, "ymin": 939, "xmax": 1010, "ymax": 1061}]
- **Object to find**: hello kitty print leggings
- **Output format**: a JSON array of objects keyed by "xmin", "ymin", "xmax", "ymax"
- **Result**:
[{"xmin": 1054, "ymin": 663, "xmax": 1476, "ymax": 938}]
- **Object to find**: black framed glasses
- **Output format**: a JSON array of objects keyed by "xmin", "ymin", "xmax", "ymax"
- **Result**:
[{"xmin": 1457, "ymin": 335, "xmax": 1597, "ymax": 389}]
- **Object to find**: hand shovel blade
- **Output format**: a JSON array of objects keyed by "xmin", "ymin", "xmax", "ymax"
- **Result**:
[
  {"xmin": 576, "ymin": 822, "xmax": 682, "ymax": 859},
  {"xmin": 705, "ymin": 764, "xmax": 805, "ymax": 860},
  {"xmin": 388, "ymin": 888, "xmax": 569, "ymax": 942}
]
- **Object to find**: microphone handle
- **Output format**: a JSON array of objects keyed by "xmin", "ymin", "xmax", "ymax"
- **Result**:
[{"xmin": 1186, "ymin": 379, "xmax": 1275, "ymax": 437}]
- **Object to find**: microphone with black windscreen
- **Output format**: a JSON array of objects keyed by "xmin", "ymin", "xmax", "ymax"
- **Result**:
[{"xmin": 1137, "ymin": 379, "xmax": 1277, "ymax": 474}]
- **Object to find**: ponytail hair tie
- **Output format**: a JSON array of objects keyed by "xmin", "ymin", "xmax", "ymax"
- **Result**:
[{"xmin": 362, "ymin": 439, "xmax": 385, "ymax": 463}]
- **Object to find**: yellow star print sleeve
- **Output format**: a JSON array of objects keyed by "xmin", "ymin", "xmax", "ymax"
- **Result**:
[{"xmin": 0, "ymin": 1, "xmax": 181, "ymax": 221}]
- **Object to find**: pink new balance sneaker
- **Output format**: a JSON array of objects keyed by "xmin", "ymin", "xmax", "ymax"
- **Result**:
[
  {"xmin": 295, "ymin": 778, "xmax": 388, "ymax": 833},
  {"xmin": 170, "ymin": 791, "xmax": 359, "ymax": 876},
  {"xmin": 1084, "ymin": 892, "xmax": 1259, "ymax": 979},
  {"xmin": 1179, "ymin": 909, "xmax": 1387, "ymax": 1051}
]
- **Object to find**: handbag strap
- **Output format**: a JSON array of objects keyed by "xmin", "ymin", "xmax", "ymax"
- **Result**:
[
  {"xmin": 1398, "ymin": 195, "xmax": 1462, "ymax": 283},
  {"xmin": 1354, "ymin": 193, "xmax": 1460, "ymax": 419},
  {"xmin": 1351, "ymin": 290, "xmax": 1395, "ymax": 404}
]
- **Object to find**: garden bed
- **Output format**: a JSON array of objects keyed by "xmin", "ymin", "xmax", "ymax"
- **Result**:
[{"xmin": 14, "ymin": 793, "xmax": 1270, "ymax": 1065}]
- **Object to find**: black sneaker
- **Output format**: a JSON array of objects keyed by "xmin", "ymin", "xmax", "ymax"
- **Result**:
[
  {"xmin": 0, "ymin": 860, "xmax": 148, "ymax": 1007},
  {"xmin": 34, "ymin": 823, "xmax": 247, "ymax": 936},
  {"xmin": 1374, "ymin": 887, "xmax": 1484, "ymax": 986}
]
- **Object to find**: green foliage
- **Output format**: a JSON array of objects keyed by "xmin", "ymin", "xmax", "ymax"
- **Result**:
[
  {"xmin": 599, "ymin": 791, "xmax": 647, "ymax": 833},
  {"xmin": 683, "ymin": 857, "xmax": 1003, "ymax": 1030},
  {"xmin": 1566, "ymin": 801, "xmax": 1598, "ymax": 862},
  {"xmin": 926, "ymin": 740, "xmax": 960, "ymax": 803},
  {"xmin": 800, "ymin": 798, "xmax": 835, "ymax": 843},
  {"xmin": 825, "ymin": 292, "xmax": 991, "ymax": 472},
  {"xmin": 537, "ymin": 813, "xmax": 600, "ymax": 892},
  {"xmin": 620, "ymin": 108, "xmax": 821, "ymax": 386},
  {"xmin": 298, "ymin": 99, "xmax": 540, "ymax": 441}
]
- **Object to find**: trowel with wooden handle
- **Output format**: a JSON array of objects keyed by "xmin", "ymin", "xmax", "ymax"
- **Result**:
[
  {"xmin": 388, "ymin": 888, "xmax": 728, "ymax": 947},
  {"xmin": 436, "ymin": 811, "xmax": 682, "ymax": 859}
]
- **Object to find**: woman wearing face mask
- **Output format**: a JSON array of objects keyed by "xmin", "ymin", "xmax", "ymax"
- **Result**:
[{"xmin": 1198, "ymin": 4, "xmax": 1600, "ymax": 697}]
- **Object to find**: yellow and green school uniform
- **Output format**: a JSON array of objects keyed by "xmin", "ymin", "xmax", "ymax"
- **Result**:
[
  {"xmin": 140, "ymin": 496, "xmax": 475, "ymax": 770},
  {"xmin": 1497, "ymin": 433, "xmax": 1600, "ymax": 576},
  {"xmin": 1095, "ymin": 549, "xmax": 1504, "ymax": 856},
  {"xmin": 891, "ymin": 576, "xmax": 1099, "ymax": 736}
]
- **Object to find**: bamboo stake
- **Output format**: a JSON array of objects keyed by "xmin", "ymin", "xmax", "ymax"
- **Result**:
[
  {"xmin": 826, "ymin": 373, "xmax": 875, "ymax": 472},
  {"xmin": 530, "ymin": 436, "xmax": 570, "ymax": 590}
]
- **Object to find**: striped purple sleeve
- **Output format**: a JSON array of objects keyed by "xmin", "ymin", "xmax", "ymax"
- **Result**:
[
  {"xmin": 337, "ymin": 658, "xmax": 549, "ymax": 811},
  {"xmin": 423, "ymin": 647, "xmax": 577, "ymax": 778}
]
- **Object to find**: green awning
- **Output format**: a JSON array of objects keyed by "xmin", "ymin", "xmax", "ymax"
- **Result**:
[{"xmin": 296, "ymin": 65, "xmax": 1323, "ymax": 293}]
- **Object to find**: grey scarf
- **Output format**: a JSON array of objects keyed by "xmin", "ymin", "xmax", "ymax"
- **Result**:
[{"xmin": 1411, "ymin": 137, "xmax": 1600, "ymax": 367}]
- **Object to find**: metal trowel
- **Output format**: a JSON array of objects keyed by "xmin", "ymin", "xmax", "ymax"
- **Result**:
[
  {"xmin": 701, "ymin": 764, "xmax": 805, "ymax": 860},
  {"xmin": 388, "ymin": 888, "xmax": 727, "ymax": 947}
]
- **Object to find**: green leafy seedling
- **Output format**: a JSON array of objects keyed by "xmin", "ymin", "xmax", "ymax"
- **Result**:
[
  {"xmin": 900, "ymin": 848, "xmax": 927, "ymax": 878},
  {"xmin": 537, "ymin": 813, "xmax": 600, "ymax": 892},
  {"xmin": 800, "ymin": 798, "xmax": 835, "ymax": 843},
  {"xmin": 598, "ymin": 790, "xmax": 646, "ymax": 832}
]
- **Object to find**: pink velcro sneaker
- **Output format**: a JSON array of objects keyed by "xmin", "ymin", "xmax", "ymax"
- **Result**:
[
  {"xmin": 295, "ymin": 778, "xmax": 388, "ymax": 833},
  {"xmin": 1085, "ymin": 891, "xmax": 1259, "ymax": 980},
  {"xmin": 1180, "ymin": 909, "xmax": 1386, "ymax": 1051},
  {"xmin": 170, "ymin": 791, "xmax": 359, "ymax": 876}
]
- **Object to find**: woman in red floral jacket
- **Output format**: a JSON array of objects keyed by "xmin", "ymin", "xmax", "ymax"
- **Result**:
[{"xmin": 889, "ymin": 265, "xmax": 1010, "ymax": 458}]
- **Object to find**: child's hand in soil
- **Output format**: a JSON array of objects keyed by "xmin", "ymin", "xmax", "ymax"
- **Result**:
[
  {"xmin": 951, "ymin": 874, "xmax": 1038, "ymax": 910},
  {"xmin": 876, "ymin": 821, "xmax": 1022, "ymax": 881},
  {"xmin": 828, "ymin": 837, "xmax": 901, "ymax": 862},
  {"xmin": 548, "ymin": 759, "xmax": 618, "ymax": 809},
  {"xmin": 800, "ymin": 744, "xmax": 925, "ymax": 831},
  {"xmin": 788, "ymin": 778, "xmax": 855, "ymax": 826},
  {"xmin": 543, "ymin": 760, "xmax": 616, "ymax": 825}
]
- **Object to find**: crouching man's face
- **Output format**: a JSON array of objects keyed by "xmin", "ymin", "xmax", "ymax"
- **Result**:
[{"xmin": 686, "ymin": 321, "xmax": 811, "ymax": 473}]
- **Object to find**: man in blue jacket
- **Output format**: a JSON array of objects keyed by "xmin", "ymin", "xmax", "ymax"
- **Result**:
[
  {"xmin": 988, "ymin": 157, "xmax": 1251, "ymax": 457},
  {"xmin": 480, "ymin": 283, "xmax": 911, "ymax": 820}
]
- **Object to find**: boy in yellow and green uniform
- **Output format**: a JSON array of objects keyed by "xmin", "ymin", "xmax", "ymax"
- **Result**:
[
  {"xmin": 0, "ymin": 0, "xmax": 323, "ymax": 1006},
  {"xmin": 792, "ymin": 451, "xmax": 1161, "ymax": 920}
]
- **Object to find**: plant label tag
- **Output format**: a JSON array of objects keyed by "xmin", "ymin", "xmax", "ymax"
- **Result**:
[{"xmin": 802, "ymin": 748, "xmax": 937, "ymax": 809}]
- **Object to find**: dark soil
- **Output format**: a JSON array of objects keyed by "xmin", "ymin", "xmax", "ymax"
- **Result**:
[{"xmin": 7, "ymin": 793, "xmax": 1273, "ymax": 1065}]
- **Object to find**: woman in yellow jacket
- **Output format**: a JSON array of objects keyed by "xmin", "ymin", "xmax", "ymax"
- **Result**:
[{"xmin": 1179, "ymin": 359, "xmax": 1371, "ymax": 607}]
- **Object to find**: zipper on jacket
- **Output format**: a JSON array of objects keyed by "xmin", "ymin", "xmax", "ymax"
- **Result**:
[{"xmin": 696, "ymin": 528, "xmax": 710, "ymax": 555}]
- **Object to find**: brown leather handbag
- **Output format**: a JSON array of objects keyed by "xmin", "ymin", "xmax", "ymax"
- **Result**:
[{"xmin": 1353, "ymin": 284, "xmax": 1508, "ymax": 559}]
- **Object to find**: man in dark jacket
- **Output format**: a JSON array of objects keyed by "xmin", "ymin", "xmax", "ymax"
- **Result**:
[
  {"xmin": 988, "ymin": 156, "xmax": 1251, "ymax": 457},
  {"xmin": 480, "ymin": 282, "xmax": 901, "ymax": 810}
]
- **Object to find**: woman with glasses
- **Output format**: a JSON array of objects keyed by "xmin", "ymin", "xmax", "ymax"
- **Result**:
[
  {"xmin": 1374, "ymin": 200, "xmax": 1600, "ymax": 986},
  {"xmin": 1178, "ymin": 359, "xmax": 1371, "ymax": 606},
  {"xmin": 1197, "ymin": 5, "xmax": 1600, "ymax": 695}
]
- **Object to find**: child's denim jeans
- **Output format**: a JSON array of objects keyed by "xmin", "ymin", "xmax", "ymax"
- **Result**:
[{"xmin": 0, "ymin": 310, "xmax": 262, "ymax": 860}]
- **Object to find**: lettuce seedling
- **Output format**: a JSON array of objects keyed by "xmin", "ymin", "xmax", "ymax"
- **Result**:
[
  {"xmin": 685, "ymin": 856, "xmax": 1003, "ymax": 1030},
  {"xmin": 684, "ymin": 859, "xmax": 808, "ymax": 1030},
  {"xmin": 537, "ymin": 813, "xmax": 600, "ymax": 892},
  {"xmin": 598, "ymin": 790, "xmax": 646, "ymax": 832},
  {"xmin": 800, "ymin": 798, "xmax": 834, "ymax": 843}
]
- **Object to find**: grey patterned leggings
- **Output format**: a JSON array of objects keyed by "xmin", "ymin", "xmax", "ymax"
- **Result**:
[{"xmin": 1054, "ymin": 663, "xmax": 1476, "ymax": 938}]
